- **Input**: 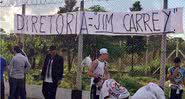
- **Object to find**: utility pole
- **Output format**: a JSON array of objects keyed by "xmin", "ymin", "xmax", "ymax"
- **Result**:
[
  {"xmin": 176, "ymin": 39, "xmax": 179, "ymax": 57},
  {"xmin": 18, "ymin": 4, "xmax": 26, "ymax": 49},
  {"xmin": 72, "ymin": 0, "xmax": 84, "ymax": 99},
  {"xmin": 76, "ymin": 0, "xmax": 84, "ymax": 90},
  {"xmin": 145, "ymin": 35, "xmax": 149, "ymax": 75},
  {"xmin": 159, "ymin": 0, "xmax": 168, "ymax": 89}
]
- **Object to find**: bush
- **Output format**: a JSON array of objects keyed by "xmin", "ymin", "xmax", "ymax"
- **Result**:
[{"xmin": 119, "ymin": 76, "xmax": 142, "ymax": 95}]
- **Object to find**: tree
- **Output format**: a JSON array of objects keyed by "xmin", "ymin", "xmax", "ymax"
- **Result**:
[
  {"xmin": 57, "ymin": 0, "xmax": 79, "ymax": 72},
  {"xmin": 130, "ymin": 1, "xmax": 142, "ymax": 11},
  {"xmin": 0, "ymin": 28, "xmax": 6, "ymax": 33},
  {"xmin": 57, "ymin": 0, "xmax": 79, "ymax": 14},
  {"xmin": 83, "ymin": 5, "xmax": 108, "ymax": 60},
  {"xmin": 87, "ymin": 5, "xmax": 106, "ymax": 12},
  {"xmin": 127, "ymin": 1, "xmax": 146, "ymax": 71}
]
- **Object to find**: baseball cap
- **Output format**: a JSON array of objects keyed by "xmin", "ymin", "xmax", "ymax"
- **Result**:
[{"xmin": 100, "ymin": 48, "xmax": 108, "ymax": 54}]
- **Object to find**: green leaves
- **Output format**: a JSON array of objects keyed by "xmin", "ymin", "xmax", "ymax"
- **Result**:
[{"xmin": 88, "ymin": 5, "xmax": 107, "ymax": 12}]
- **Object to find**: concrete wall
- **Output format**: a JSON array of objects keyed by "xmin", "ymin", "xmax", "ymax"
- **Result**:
[{"xmin": 4, "ymin": 82, "xmax": 90, "ymax": 99}]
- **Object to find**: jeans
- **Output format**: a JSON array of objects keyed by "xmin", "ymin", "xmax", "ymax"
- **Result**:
[
  {"xmin": 42, "ymin": 82, "xmax": 58, "ymax": 99},
  {"xmin": 90, "ymin": 84, "xmax": 99, "ymax": 99},
  {"xmin": 8, "ymin": 77, "xmax": 26, "ymax": 99}
]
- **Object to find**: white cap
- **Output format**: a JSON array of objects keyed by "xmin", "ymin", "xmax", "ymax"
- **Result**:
[{"xmin": 100, "ymin": 48, "xmax": 108, "ymax": 54}]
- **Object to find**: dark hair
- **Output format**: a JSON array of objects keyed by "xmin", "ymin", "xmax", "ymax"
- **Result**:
[
  {"xmin": 174, "ymin": 57, "xmax": 181, "ymax": 63},
  {"xmin": 49, "ymin": 45, "xmax": 57, "ymax": 51},
  {"xmin": 17, "ymin": 42, "xmax": 23, "ymax": 49},
  {"xmin": 14, "ymin": 46, "xmax": 22, "ymax": 53}
]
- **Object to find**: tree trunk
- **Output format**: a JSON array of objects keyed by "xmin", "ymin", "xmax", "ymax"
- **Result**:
[{"xmin": 67, "ymin": 49, "xmax": 72, "ymax": 72}]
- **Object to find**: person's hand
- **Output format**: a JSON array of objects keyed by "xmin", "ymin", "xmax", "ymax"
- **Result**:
[
  {"xmin": 174, "ymin": 67, "xmax": 179, "ymax": 76},
  {"xmin": 93, "ymin": 76, "xmax": 101, "ymax": 84},
  {"xmin": 102, "ymin": 76, "xmax": 108, "ymax": 80}
]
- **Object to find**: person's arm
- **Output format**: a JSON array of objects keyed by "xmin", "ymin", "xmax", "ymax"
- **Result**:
[
  {"xmin": 103, "ymin": 64, "xmax": 110, "ymax": 80},
  {"xmin": 87, "ymin": 60, "xmax": 98, "ymax": 78},
  {"xmin": 183, "ymin": 70, "xmax": 185, "ymax": 86},
  {"xmin": 4, "ymin": 58, "xmax": 8, "ymax": 71},
  {"xmin": 167, "ymin": 68, "xmax": 178, "ymax": 81},
  {"xmin": 25, "ymin": 58, "xmax": 31, "ymax": 73},
  {"xmin": 183, "ymin": 78, "xmax": 185, "ymax": 87},
  {"xmin": 40, "ymin": 55, "xmax": 48, "ymax": 79}
]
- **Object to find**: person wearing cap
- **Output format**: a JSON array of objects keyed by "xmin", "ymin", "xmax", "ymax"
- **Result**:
[
  {"xmin": 8, "ymin": 46, "xmax": 31, "ymax": 99},
  {"xmin": 41, "ymin": 45, "xmax": 64, "ymax": 99},
  {"xmin": 167, "ymin": 57, "xmax": 185, "ymax": 99},
  {"xmin": 88, "ymin": 48, "xmax": 110, "ymax": 99}
]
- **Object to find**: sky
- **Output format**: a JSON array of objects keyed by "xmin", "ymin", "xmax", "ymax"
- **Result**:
[{"xmin": 0, "ymin": 0, "xmax": 184, "ymax": 38}]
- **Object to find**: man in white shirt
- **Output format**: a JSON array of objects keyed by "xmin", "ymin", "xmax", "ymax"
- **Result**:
[{"xmin": 88, "ymin": 48, "xmax": 110, "ymax": 99}]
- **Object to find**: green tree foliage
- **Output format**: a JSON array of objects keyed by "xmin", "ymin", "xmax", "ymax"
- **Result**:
[
  {"xmin": 130, "ymin": 1, "xmax": 142, "ymax": 11},
  {"xmin": 126, "ymin": 1, "xmax": 146, "ymax": 55},
  {"xmin": 87, "ymin": 5, "xmax": 106, "ymax": 12},
  {"xmin": 126, "ymin": 1, "xmax": 146, "ymax": 71},
  {"xmin": 57, "ymin": 0, "xmax": 79, "ymax": 72},
  {"xmin": 57, "ymin": 0, "xmax": 79, "ymax": 14}
]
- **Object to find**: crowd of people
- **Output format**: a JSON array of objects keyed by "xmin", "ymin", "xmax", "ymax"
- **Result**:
[
  {"xmin": 0, "ymin": 45, "xmax": 64, "ymax": 99},
  {"xmin": 1, "ymin": 46, "xmax": 185, "ymax": 99},
  {"xmin": 86, "ymin": 48, "xmax": 185, "ymax": 99}
]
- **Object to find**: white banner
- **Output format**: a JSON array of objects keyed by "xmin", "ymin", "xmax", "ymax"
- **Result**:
[{"xmin": 14, "ymin": 8, "xmax": 183, "ymax": 35}]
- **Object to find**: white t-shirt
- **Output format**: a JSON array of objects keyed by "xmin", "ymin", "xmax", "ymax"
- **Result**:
[{"xmin": 132, "ymin": 83, "xmax": 165, "ymax": 99}]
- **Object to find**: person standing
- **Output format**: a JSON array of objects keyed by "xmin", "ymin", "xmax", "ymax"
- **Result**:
[
  {"xmin": 88, "ymin": 48, "xmax": 110, "ymax": 99},
  {"xmin": 41, "ymin": 45, "xmax": 64, "ymax": 99},
  {"xmin": 0, "ymin": 56, "xmax": 7, "ymax": 99},
  {"xmin": 8, "ymin": 46, "xmax": 31, "ymax": 99},
  {"xmin": 168, "ymin": 57, "xmax": 185, "ymax": 99}
]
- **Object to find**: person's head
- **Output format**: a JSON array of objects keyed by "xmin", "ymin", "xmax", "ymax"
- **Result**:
[
  {"xmin": 13, "ymin": 46, "xmax": 22, "ymax": 54},
  {"xmin": 174, "ymin": 57, "xmax": 181, "ymax": 67},
  {"xmin": 99, "ymin": 48, "xmax": 109, "ymax": 61},
  {"xmin": 17, "ymin": 42, "xmax": 23, "ymax": 49},
  {"xmin": 49, "ymin": 45, "xmax": 57, "ymax": 57}
]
